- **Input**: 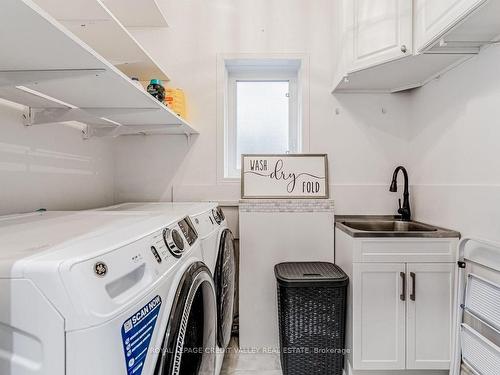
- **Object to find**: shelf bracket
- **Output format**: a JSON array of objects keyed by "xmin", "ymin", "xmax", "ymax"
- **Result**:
[
  {"xmin": 84, "ymin": 125, "xmax": 179, "ymax": 138},
  {"xmin": 0, "ymin": 69, "xmax": 106, "ymax": 88},
  {"xmin": 185, "ymin": 132, "xmax": 199, "ymax": 146},
  {"xmin": 81, "ymin": 108, "xmax": 160, "ymax": 117},
  {"xmin": 23, "ymin": 107, "xmax": 160, "ymax": 127},
  {"xmin": 23, "ymin": 108, "xmax": 107, "ymax": 126},
  {"xmin": 82, "ymin": 125, "xmax": 118, "ymax": 140},
  {"xmin": 24, "ymin": 107, "xmax": 69, "ymax": 126},
  {"xmin": 84, "ymin": 126, "xmax": 120, "ymax": 138},
  {"xmin": 82, "ymin": 125, "xmax": 91, "ymax": 140}
]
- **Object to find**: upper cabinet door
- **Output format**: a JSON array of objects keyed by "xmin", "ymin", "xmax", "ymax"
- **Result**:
[
  {"xmin": 406, "ymin": 263, "xmax": 455, "ymax": 370},
  {"xmin": 333, "ymin": 0, "xmax": 355, "ymax": 85},
  {"xmin": 351, "ymin": 0, "xmax": 412, "ymax": 71},
  {"xmin": 414, "ymin": 0, "xmax": 487, "ymax": 52},
  {"xmin": 353, "ymin": 263, "xmax": 406, "ymax": 370}
]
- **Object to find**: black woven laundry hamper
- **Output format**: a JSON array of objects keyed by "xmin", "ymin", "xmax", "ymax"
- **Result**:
[{"xmin": 275, "ymin": 262, "xmax": 348, "ymax": 375}]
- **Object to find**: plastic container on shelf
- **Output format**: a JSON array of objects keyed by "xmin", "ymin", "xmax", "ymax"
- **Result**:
[
  {"xmin": 147, "ymin": 79, "xmax": 165, "ymax": 102},
  {"xmin": 165, "ymin": 88, "xmax": 187, "ymax": 118}
]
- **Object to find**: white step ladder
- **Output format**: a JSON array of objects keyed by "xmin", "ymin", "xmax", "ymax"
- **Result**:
[{"xmin": 452, "ymin": 238, "xmax": 500, "ymax": 375}]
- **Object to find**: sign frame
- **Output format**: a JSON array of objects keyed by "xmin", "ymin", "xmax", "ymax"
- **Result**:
[{"xmin": 241, "ymin": 154, "xmax": 329, "ymax": 199}]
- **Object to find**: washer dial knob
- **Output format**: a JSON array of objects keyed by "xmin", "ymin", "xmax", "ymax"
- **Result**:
[
  {"xmin": 150, "ymin": 246, "xmax": 162, "ymax": 263},
  {"xmin": 163, "ymin": 228, "xmax": 185, "ymax": 258}
]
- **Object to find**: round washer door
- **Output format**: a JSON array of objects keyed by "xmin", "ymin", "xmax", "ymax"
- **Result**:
[
  {"xmin": 215, "ymin": 229, "xmax": 236, "ymax": 349},
  {"xmin": 154, "ymin": 262, "xmax": 216, "ymax": 375}
]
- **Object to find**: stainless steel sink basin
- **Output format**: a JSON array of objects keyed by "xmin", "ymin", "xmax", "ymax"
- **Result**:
[
  {"xmin": 335, "ymin": 216, "xmax": 460, "ymax": 238},
  {"xmin": 341, "ymin": 220, "xmax": 438, "ymax": 232}
]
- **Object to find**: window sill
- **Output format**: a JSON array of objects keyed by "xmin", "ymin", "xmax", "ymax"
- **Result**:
[{"xmin": 218, "ymin": 177, "xmax": 241, "ymax": 184}]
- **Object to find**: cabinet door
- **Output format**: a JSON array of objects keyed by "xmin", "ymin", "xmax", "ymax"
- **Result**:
[
  {"xmin": 351, "ymin": 0, "xmax": 412, "ymax": 71},
  {"xmin": 414, "ymin": 0, "xmax": 487, "ymax": 52},
  {"xmin": 353, "ymin": 263, "xmax": 406, "ymax": 370},
  {"xmin": 406, "ymin": 263, "xmax": 455, "ymax": 369},
  {"xmin": 333, "ymin": 0, "xmax": 354, "ymax": 86}
]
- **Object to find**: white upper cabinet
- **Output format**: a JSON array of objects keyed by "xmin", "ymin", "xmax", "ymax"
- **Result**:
[
  {"xmin": 352, "ymin": 0, "xmax": 412, "ymax": 71},
  {"xmin": 333, "ymin": 0, "xmax": 354, "ymax": 87},
  {"xmin": 414, "ymin": 0, "xmax": 486, "ymax": 52},
  {"xmin": 333, "ymin": 0, "xmax": 500, "ymax": 93}
]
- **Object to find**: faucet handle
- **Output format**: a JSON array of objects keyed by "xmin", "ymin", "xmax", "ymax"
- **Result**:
[{"xmin": 398, "ymin": 198, "xmax": 402, "ymax": 210}]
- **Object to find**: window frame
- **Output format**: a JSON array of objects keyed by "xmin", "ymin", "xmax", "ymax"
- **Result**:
[
  {"xmin": 216, "ymin": 54, "xmax": 310, "ymax": 184},
  {"xmin": 226, "ymin": 70, "xmax": 299, "ymax": 178}
]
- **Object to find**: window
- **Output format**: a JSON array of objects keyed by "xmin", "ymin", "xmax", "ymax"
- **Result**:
[{"xmin": 222, "ymin": 60, "xmax": 302, "ymax": 179}]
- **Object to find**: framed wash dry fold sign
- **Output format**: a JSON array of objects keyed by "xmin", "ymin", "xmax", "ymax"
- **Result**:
[{"xmin": 241, "ymin": 154, "xmax": 329, "ymax": 199}]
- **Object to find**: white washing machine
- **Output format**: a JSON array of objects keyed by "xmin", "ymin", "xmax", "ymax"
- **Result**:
[
  {"xmin": 93, "ymin": 203, "xmax": 218, "ymax": 267},
  {"xmin": 94, "ymin": 203, "xmax": 236, "ymax": 375},
  {"xmin": 0, "ymin": 210, "xmax": 217, "ymax": 375}
]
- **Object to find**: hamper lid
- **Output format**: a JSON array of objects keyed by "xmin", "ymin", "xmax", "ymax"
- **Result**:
[{"xmin": 274, "ymin": 262, "xmax": 348, "ymax": 287}]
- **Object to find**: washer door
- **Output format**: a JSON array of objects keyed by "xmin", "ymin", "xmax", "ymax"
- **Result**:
[
  {"xmin": 215, "ymin": 229, "xmax": 236, "ymax": 349},
  {"xmin": 154, "ymin": 262, "xmax": 216, "ymax": 375}
]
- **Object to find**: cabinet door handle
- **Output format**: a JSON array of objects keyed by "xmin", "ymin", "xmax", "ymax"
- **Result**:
[
  {"xmin": 400, "ymin": 272, "xmax": 406, "ymax": 301},
  {"xmin": 410, "ymin": 272, "xmax": 416, "ymax": 301}
]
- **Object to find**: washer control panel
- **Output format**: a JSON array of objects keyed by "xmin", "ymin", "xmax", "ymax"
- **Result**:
[
  {"xmin": 67, "ymin": 225, "xmax": 181, "ymax": 319},
  {"xmin": 151, "ymin": 229, "xmax": 177, "ymax": 262},
  {"xmin": 161, "ymin": 217, "xmax": 198, "ymax": 258},
  {"xmin": 163, "ymin": 228, "xmax": 184, "ymax": 258},
  {"xmin": 150, "ymin": 246, "xmax": 162, "ymax": 263},
  {"xmin": 212, "ymin": 206, "xmax": 225, "ymax": 225},
  {"xmin": 178, "ymin": 216, "xmax": 198, "ymax": 245}
]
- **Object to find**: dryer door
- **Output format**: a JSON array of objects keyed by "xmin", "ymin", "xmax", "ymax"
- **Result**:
[
  {"xmin": 154, "ymin": 262, "xmax": 216, "ymax": 375},
  {"xmin": 215, "ymin": 229, "xmax": 236, "ymax": 349}
]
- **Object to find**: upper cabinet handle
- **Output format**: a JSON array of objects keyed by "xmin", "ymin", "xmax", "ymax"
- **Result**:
[
  {"xmin": 401, "ymin": 45, "xmax": 408, "ymax": 53},
  {"xmin": 400, "ymin": 272, "xmax": 406, "ymax": 301},
  {"xmin": 410, "ymin": 272, "xmax": 416, "ymax": 301}
]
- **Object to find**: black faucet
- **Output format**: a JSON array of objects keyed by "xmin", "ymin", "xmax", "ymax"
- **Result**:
[{"xmin": 389, "ymin": 166, "xmax": 411, "ymax": 221}]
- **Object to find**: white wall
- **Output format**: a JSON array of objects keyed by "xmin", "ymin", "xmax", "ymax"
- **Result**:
[
  {"xmin": 114, "ymin": 0, "xmax": 410, "ymax": 215},
  {"xmin": 409, "ymin": 46, "xmax": 500, "ymax": 242},
  {"xmin": 0, "ymin": 100, "xmax": 115, "ymax": 215},
  {"xmin": 1, "ymin": 1, "xmax": 496, "ymax": 242}
]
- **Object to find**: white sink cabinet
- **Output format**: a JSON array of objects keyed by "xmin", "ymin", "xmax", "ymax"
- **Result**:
[{"xmin": 335, "ymin": 228, "xmax": 459, "ymax": 374}]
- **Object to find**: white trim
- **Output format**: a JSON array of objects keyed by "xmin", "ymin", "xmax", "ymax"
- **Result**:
[
  {"xmin": 227, "ymin": 74, "xmax": 238, "ymax": 179},
  {"xmin": 216, "ymin": 53, "xmax": 310, "ymax": 184},
  {"xmin": 227, "ymin": 71, "xmax": 299, "ymax": 178}
]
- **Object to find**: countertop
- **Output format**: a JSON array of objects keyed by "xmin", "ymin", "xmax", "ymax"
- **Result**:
[{"xmin": 335, "ymin": 215, "xmax": 461, "ymax": 238}]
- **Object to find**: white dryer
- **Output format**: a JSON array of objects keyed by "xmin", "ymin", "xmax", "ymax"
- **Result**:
[
  {"xmin": 190, "ymin": 206, "xmax": 236, "ymax": 375},
  {"xmin": 0, "ymin": 210, "xmax": 217, "ymax": 375},
  {"xmin": 94, "ymin": 203, "xmax": 236, "ymax": 375}
]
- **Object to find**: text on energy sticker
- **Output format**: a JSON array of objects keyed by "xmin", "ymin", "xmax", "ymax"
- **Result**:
[{"xmin": 121, "ymin": 295, "xmax": 162, "ymax": 375}]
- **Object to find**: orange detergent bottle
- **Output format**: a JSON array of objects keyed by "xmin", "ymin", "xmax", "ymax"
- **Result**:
[{"xmin": 164, "ymin": 88, "xmax": 187, "ymax": 119}]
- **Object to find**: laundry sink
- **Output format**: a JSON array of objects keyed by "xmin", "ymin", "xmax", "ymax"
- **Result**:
[
  {"xmin": 341, "ymin": 220, "xmax": 437, "ymax": 232},
  {"xmin": 336, "ymin": 216, "xmax": 460, "ymax": 238}
]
